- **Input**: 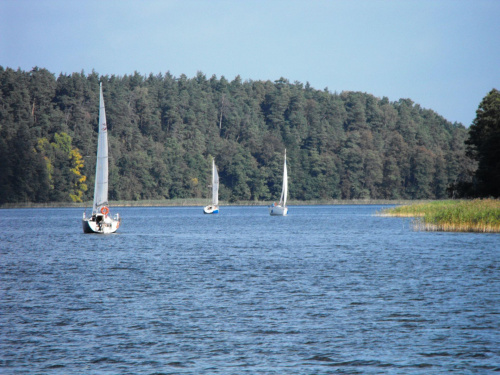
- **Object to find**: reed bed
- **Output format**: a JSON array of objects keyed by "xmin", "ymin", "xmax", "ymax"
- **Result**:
[{"xmin": 380, "ymin": 199, "xmax": 500, "ymax": 233}]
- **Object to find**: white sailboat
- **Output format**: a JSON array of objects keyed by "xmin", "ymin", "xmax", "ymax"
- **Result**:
[
  {"xmin": 82, "ymin": 82, "xmax": 121, "ymax": 234},
  {"xmin": 269, "ymin": 149, "xmax": 288, "ymax": 216},
  {"xmin": 203, "ymin": 158, "xmax": 219, "ymax": 214}
]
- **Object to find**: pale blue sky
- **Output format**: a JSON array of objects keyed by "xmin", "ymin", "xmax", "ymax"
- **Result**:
[{"xmin": 1, "ymin": 0, "xmax": 499, "ymax": 126}]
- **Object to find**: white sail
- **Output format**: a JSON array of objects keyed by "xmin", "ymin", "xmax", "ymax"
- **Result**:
[
  {"xmin": 92, "ymin": 82, "xmax": 109, "ymax": 215},
  {"xmin": 212, "ymin": 159, "xmax": 219, "ymax": 206},
  {"xmin": 269, "ymin": 150, "xmax": 288, "ymax": 216},
  {"xmin": 280, "ymin": 150, "xmax": 288, "ymax": 207}
]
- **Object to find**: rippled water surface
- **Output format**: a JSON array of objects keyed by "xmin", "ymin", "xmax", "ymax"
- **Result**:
[{"xmin": 1, "ymin": 205, "xmax": 499, "ymax": 374}]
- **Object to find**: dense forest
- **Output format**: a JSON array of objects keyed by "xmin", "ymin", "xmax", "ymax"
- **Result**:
[
  {"xmin": 0, "ymin": 66, "xmax": 473, "ymax": 204},
  {"xmin": 465, "ymin": 88, "xmax": 500, "ymax": 198}
]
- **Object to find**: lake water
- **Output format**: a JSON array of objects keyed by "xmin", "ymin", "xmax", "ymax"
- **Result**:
[{"xmin": 1, "ymin": 205, "xmax": 499, "ymax": 374}]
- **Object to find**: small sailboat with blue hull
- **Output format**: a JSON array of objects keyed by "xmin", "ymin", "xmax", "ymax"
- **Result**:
[{"xmin": 203, "ymin": 158, "xmax": 219, "ymax": 214}]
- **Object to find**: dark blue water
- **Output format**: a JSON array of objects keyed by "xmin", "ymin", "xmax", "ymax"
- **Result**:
[{"xmin": 1, "ymin": 205, "xmax": 499, "ymax": 374}]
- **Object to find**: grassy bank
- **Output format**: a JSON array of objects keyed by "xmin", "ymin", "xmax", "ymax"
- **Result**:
[
  {"xmin": 379, "ymin": 199, "xmax": 500, "ymax": 233},
  {"xmin": 0, "ymin": 198, "xmax": 422, "ymax": 209}
]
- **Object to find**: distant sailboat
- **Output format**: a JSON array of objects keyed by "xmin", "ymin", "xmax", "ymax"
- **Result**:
[
  {"xmin": 203, "ymin": 158, "xmax": 219, "ymax": 214},
  {"xmin": 82, "ymin": 82, "xmax": 121, "ymax": 234},
  {"xmin": 269, "ymin": 150, "xmax": 288, "ymax": 216}
]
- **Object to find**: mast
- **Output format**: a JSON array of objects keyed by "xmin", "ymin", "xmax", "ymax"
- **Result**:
[
  {"xmin": 212, "ymin": 159, "xmax": 219, "ymax": 206},
  {"xmin": 92, "ymin": 82, "xmax": 109, "ymax": 214},
  {"xmin": 280, "ymin": 149, "xmax": 287, "ymax": 207},
  {"xmin": 283, "ymin": 150, "xmax": 288, "ymax": 208}
]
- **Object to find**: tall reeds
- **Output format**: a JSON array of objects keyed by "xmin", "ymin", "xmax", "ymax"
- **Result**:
[{"xmin": 380, "ymin": 199, "xmax": 500, "ymax": 233}]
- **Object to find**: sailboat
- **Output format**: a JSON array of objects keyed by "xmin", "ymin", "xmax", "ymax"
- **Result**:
[
  {"xmin": 269, "ymin": 149, "xmax": 288, "ymax": 216},
  {"xmin": 82, "ymin": 82, "xmax": 121, "ymax": 234},
  {"xmin": 203, "ymin": 158, "xmax": 219, "ymax": 214}
]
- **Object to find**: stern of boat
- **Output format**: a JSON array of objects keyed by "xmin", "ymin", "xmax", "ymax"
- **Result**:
[
  {"xmin": 82, "ymin": 212, "xmax": 120, "ymax": 234},
  {"xmin": 269, "ymin": 205, "xmax": 288, "ymax": 216},
  {"xmin": 203, "ymin": 205, "xmax": 219, "ymax": 214}
]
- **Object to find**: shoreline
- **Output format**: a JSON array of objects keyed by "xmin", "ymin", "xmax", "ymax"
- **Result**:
[{"xmin": 0, "ymin": 199, "xmax": 424, "ymax": 209}]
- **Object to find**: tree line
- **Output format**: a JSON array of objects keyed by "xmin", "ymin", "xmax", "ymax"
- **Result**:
[
  {"xmin": 0, "ymin": 66, "xmax": 480, "ymax": 204},
  {"xmin": 463, "ymin": 88, "xmax": 500, "ymax": 198}
]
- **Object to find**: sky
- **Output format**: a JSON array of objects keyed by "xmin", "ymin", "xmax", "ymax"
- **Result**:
[{"xmin": 1, "ymin": 0, "xmax": 499, "ymax": 127}]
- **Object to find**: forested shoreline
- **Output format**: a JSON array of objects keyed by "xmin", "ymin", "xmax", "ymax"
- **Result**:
[
  {"xmin": 0, "ymin": 66, "xmax": 472, "ymax": 204},
  {"xmin": 0, "ymin": 199, "xmax": 430, "ymax": 210}
]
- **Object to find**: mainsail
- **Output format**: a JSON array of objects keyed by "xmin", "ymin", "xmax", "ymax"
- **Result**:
[
  {"xmin": 92, "ymin": 82, "xmax": 109, "ymax": 215},
  {"xmin": 269, "ymin": 149, "xmax": 288, "ymax": 216},
  {"xmin": 279, "ymin": 150, "xmax": 288, "ymax": 207},
  {"xmin": 212, "ymin": 159, "xmax": 219, "ymax": 206}
]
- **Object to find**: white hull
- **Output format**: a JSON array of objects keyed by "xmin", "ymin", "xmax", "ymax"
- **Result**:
[
  {"xmin": 82, "ymin": 214, "xmax": 120, "ymax": 234},
  {"xmin": 269, "ymin": 205, "xmax": 288, "ymax": 216},
  {"xmin": 203, "ymin": 205, "xmax": 219, "ymax": 214}
]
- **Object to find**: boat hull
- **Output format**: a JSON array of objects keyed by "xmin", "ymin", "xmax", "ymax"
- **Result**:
[
  {"xmin": 203, "ymin": 205, "xmax": 219, "ymax": 214},
  {"xmin": 269, "ymin": 205, "xmax": 288, "ymax": 216},
  {"xmin": 82, "ymin": 216, "xmax": 120, "ymax": 234}
]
